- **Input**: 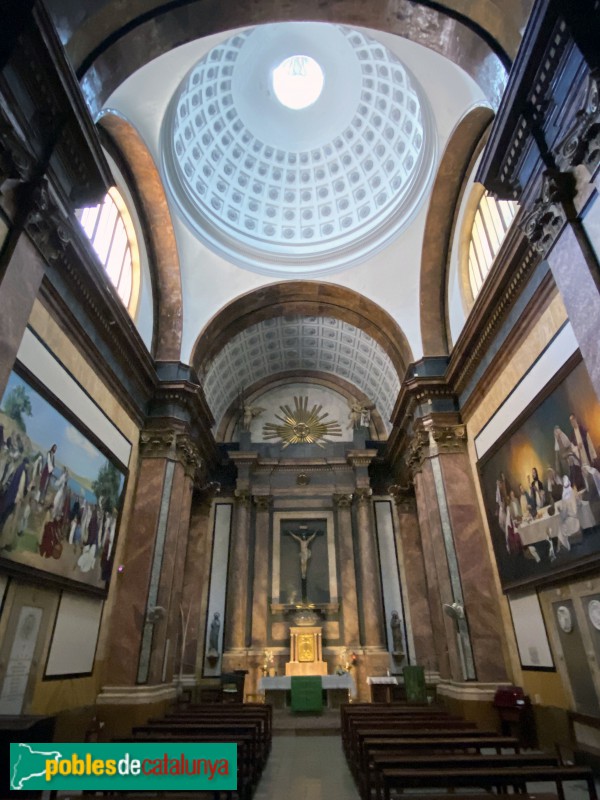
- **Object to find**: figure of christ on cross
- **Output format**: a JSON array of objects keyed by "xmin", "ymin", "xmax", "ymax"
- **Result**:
[{"xmin": 287, "ymin": 526, "xmax": 323, "ymax": 602}]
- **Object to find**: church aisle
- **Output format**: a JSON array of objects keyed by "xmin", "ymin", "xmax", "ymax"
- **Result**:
[{"xmin": 253, "ymin": 735, "xmax": 360, "ymax": 800}]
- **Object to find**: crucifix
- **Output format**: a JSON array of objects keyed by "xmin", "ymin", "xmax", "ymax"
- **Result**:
[{"xmin": 286, "ymin": 525, "xmax": 324, "ymax": 603}]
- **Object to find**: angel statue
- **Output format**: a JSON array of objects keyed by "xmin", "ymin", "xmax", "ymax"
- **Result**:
[
  {"xmin": 347, "ymin": 398, "xmax": 375, "ymax": 430},
  {"xmin": 242, "ymin": 405, "xmax": 265, "ymax": 432}
]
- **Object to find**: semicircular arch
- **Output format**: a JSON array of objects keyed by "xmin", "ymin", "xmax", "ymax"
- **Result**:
[
  {"xmin": 192, "ymin": 281, "xmax": 413, "ymax": 378},
  {"xmin": 419, "ymin": 105, "xmax": 493, "ymax": 355},
  {"xmin": 99, "ymin": 111, "xmax": 183, "ymax": 361},
  {"xmin": 76, "ymin": 2, "xmax": 511, "ymax": 118}
]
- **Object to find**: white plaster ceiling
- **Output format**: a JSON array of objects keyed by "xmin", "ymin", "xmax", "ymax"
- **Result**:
[
  {"xmin": 104, "ymin": 22, "xmax": 492, "ymax": 383},
  {"xmin": 203, "ymin": 315, "xmax": 400, "ymax": 431},
  {"xmin": 162, "ymin": 24, "xmax": 434, "ymax": 274}
]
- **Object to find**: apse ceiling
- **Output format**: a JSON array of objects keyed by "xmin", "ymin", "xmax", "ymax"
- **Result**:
[
  {"xmin": 202, "ymin": 315, "xmax": 400, "ymax": 432},
  {"xmin": 162, "ymin": 23, "xmax": 435, "ymax": 275}
]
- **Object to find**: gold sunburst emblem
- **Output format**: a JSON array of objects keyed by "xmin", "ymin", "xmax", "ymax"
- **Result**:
[{"xmin": 262, "ymin": 396, "xmax": 342, "ymax": 448}]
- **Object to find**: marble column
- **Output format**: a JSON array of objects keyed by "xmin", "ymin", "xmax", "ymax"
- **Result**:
[
  {"xmin": 389, "ymin": 486, "xmax": 438, "ymax": 673},
  {"xmin": 333, "ymin": 493, "xmax": 360, "ymax": 647},
  {"xmin": 251, "ymin": 495, "xmax": 272, "ymax": 647},
  {"xmin": 354, "ymin": 488, "xmax": 386, "ymax": 648},
  {"xmin": 224, "ymin": 489, "xmax": 252, "ymax": 651},
  {"xmin": 106, "ymin": 429, "xmax": 201, "ymax": 686}
]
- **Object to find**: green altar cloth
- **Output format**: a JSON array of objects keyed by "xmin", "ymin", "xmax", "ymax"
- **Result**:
[
  {"xmin": 403, "ymin": 665, "xmax": 427, "ymax": 704},
  {"xmin": 290, "ymin": 676, "xmax": 323, "ymax": 713}
]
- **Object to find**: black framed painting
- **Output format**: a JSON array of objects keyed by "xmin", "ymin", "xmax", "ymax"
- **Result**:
[
  {"xmin": 0, "ymin": 366, "xmax": 126, "ymax": 596},
  {"xmin": 479, "ymin": 357, "xmax": 600, "ymax": 591}
]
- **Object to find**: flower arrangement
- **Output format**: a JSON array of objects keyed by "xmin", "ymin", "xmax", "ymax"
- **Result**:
[
  {"xmin": 336, "ymin": 648, "xmax": 357, "ymax": 674},
  {"xmin": 262, "ymin": 649, "xmax": 274, "ymax": 675}
]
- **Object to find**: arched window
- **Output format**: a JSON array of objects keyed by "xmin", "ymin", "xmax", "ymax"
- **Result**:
[
  {"xmin": 468, "ymin": 192, "xmax": 517, "ymax": 298},
  {"xmin": 77, "ymin": 187, "xmax": 140, "ymax": 314}
]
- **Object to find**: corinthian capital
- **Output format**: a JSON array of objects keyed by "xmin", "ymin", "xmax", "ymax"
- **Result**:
[
  {"xmin": 557, "ymin": 70, "xmax": 600, "ymax": 171},
  {"xmin": 234, "ymin": 489, "xmax": 251, "ymax": 507},
  {"xmin": 139, "ymin": 428, "xmax": 202, "ymax": 479},
  {"xmin": 354, "ymin": 487, "xmax": 373, "ymax": 505},
  {"xmin": 253, "ymin": 494, "xmax": 273, "ymax": 511},
  {"xmin": 333, "ymin": 492, "xmax": 353, "ymax": 508},
  {"xmin": 519, "ymin": 170, "xmax": 575, "ymax": 257}
]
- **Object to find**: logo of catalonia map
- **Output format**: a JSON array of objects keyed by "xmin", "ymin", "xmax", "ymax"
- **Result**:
[{"xmin": 11, "ymin": 743, "xmax": 62, "ymax": 790}]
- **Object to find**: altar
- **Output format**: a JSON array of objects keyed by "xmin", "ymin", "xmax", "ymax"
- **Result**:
[{"xmin": 258, "ymin": 674, "xmax": 357, "ymax": 708}]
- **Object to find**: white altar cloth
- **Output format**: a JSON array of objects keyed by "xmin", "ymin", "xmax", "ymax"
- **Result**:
[{"xmin": 258, "ymin": 673, "xmax": 357, "ymax": 697}]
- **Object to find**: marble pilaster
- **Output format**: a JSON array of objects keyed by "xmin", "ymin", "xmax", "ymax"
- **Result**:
[
  {"xmin": 251, "ymin": 495, "xmax": 272, "ymax": 647},
  {"xmin": 224, "ymin": 489, "xmax": 252, "ymax": 650},
  {"xmin": 389, "ymin": 487, "xmax": 438, "ymax": 671},
  {"xmin": 414, "ymin": 463, "xmax": 461, "ymax": 679},
  {"xmin": 105, "ymin": 429, "xmax": 200, "ymax": 687},
  {"xmin": 410, "ymin": 421, "xmax": 507, "ymax": 682},
  {"xmin": 333, "ymin": 493, "xmax": 360, "ymax": 646},
  {"xmin": 147, "ymin": 461, "xmax": 194, "ymax": 685},
  {"xmin": 180, "ymin": 497, "xmax": 213, "ymax": 676},
  {"xmin": 436, "ymin": 449, "xmax": 508, "ymax": 683},
  {"xmin": 106, "ymin": 456, "xmax": 169, "ymax": 686},
  {"xmin": 547, "ymin": 223, "xmax": 600, "ymax": 401},
  {"xmin": 354, "ymin": 488, "xmax": 385, "ymax": 647}
]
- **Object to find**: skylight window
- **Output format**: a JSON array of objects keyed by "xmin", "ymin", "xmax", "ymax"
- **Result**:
[{"xmin": 272, "ymin": 55, "xmax": 324, "ymax": 110}]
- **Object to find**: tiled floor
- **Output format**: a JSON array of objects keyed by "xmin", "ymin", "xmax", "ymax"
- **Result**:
[{"xmin": 254, "ymin": 735, "xmax": 360, "ymax": 800}]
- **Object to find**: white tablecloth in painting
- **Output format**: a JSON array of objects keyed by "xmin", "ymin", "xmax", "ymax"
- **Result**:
[
  {"xmin": 258, "ymin": 673, "xmax": 357, "ymax": 697},
  {"xmin": 517, "ymin": 500, "xmax": 598, "ymax": 546}
]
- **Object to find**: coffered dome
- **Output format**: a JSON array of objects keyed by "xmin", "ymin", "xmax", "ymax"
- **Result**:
[{"xmin": 162, "ymin": 22, "xmax": 435, "ymax": 275}]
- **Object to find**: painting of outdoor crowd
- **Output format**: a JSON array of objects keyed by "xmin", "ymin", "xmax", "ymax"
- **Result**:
[
  {"xmin": 481, "ymin": 361, "xmax": 600, "ymax": 590},
  {"xmin": 0, "ymin": 370, "xmax": 125, "ymax": 592}
]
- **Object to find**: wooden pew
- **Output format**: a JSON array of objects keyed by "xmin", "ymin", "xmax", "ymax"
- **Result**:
[
  {"xmin": 158, "ymin": 709, "xmax": 271, "ymax": 750},
  {"xmin": 340, "ymin": 703, "xmax": 453, "ymax": 751},
  {"xmin": 132, "ymin": 725, "xmax": 264, "ymax": 779},
  {"xmin": 378, "ymin": 764, "xmax": 597, "ymax": 800},
  {"xmin": 113, "ymin": 733, "xmax": 255, "ymax": 800},
  {"xmin": 367, "ymin": 751, "xmax": 558, "ymax": 800},
  {"xmin": 348, "ymin": 721, "xmax": 480, "ymax": 772}
]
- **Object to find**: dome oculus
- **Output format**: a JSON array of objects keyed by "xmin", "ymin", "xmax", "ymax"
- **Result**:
[
  {"xmin": 163, "ymin": 23, "xmax": 435, "ymax": 275},
  {"xmin": 272, "ymin": 55, "xmax": 325, "ymax": 110}
]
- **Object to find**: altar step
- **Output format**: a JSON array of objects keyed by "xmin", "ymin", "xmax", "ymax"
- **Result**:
[{"xmin": 272, "ymin": 707, "xmax": 341, "ymax": 736}]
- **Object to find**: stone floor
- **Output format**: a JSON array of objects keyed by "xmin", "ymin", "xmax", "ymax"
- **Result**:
[
  {"xmin": 271, "ymin": 708, "xmax": 341, "ymax": 736},
  {"xmin": 254, "ymin": 735, "xmax": 359, "ymax": 800},
  {"xmin": 253, "ymin": 731, "xmax": 599, "ymax": 800}
]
